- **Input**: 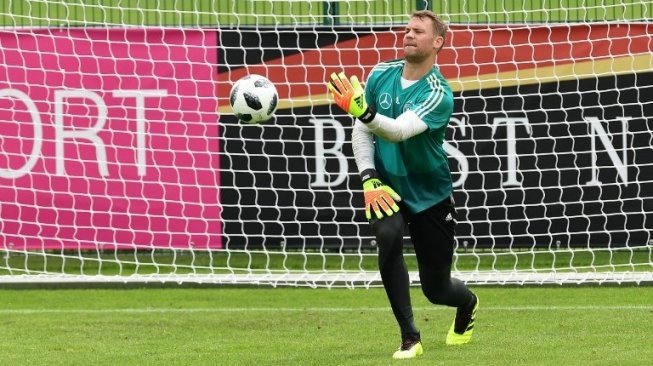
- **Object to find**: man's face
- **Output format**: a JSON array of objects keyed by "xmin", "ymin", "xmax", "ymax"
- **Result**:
[{"xmin": 403, "ymin": 16, "xmax": 444, "ymax": 63}]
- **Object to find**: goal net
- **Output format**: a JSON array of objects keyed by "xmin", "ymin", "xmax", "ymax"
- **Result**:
[{"xmin": 1, "ymin": 1, "xmax": 652, "ymax": 286}]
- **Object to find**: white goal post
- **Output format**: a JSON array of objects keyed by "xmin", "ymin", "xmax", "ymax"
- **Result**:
[{"xmin": 1, "ymin": 1, "xmax": 652, "ymax": 286}]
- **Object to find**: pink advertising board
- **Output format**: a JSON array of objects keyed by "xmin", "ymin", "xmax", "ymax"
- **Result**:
[{"xmin": 0, "ymin": 29, "xmax": 221, "ymax": 250}]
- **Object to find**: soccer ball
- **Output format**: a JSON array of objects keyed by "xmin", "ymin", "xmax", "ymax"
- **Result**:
[{"xmin": 229, "ymin": 74, "xmax": 278, "ymax": 124}]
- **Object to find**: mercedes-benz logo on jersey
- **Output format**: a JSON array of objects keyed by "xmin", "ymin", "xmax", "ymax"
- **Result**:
[{"xmin": 379, "ymin": 93, "xmax": 392, "ymax": 110}]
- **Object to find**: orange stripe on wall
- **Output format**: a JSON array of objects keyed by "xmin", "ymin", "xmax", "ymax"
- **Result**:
[
  {"xmin": 218, "ymin": 53, "xmax": 653, "ymax": 114},
  {"xmin": 449, "ymin": 52, "xmax": 653, "ymax": 92},
  {"xmin": 218, "ymin": 24, "xmax": 653, "ymax": 107}
]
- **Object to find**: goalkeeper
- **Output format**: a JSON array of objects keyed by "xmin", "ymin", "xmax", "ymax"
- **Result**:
[{"xmin": 327, "ymin": 10, "xmax": 478, "ymax": 360}]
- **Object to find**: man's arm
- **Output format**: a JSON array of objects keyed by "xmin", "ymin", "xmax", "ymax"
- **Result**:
[
  {"xmin": 364, "ymin": 110, "xmax": 428, "ymax": 142},
  {"xmin": 328, "ymin": 71, "xmax": 429, "ymax": 143},
  {"xmin": 351, "ymin": 120, "xmax": 375, "ymax": 172},
  {"xmin": 328, "ymin": 71, "xmax": 404, "ymax": 219},
  {"xmin": 353, "ymin": 112, "xmax": 435, "ymax": 163}
]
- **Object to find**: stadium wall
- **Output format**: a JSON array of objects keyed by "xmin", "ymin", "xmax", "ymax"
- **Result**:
[
  {"xmin": 218, "ymin": 24, "xmax": 653, "ymax": 249},
  {"xmin": 0, "ymin": 29, "xmax": 221, "ymax": 250}
]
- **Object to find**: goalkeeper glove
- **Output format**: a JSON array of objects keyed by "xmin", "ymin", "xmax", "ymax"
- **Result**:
[
  {"xmin": 360, "ymin": 169, "xmax": 401, "ymax": 220},
  {"xmin": 327, "ymin": 71, "xmax": 376, "ymax": 123}
]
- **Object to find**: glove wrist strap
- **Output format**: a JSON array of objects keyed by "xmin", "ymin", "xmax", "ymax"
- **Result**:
[
  {"xmin": 360, "ymin": 169, "xmax": 378, "ymax": 183},
  {"xmin": 358, "ymin": 106, "xmax": 376, "ymax": 124}
]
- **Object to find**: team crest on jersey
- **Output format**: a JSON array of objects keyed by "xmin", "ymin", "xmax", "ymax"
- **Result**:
[
  {"xmin": 403, "ymin": 102, "xmax": 415, "ymax": 113},
  {"xmin": 378, "ymin": 93, "xmax": 392, "ymax": 110}
]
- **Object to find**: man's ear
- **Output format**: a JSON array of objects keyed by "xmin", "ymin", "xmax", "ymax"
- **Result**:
[{"xmin": 433, "ymin": 36, "xmax": 444, "ymax": 50}]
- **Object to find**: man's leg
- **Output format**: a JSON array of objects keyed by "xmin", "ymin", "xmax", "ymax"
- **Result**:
[
  {"xmin": 408, "ymin": 197, "xmax": 478, "ymax": 344},
  {"xmin": 371, "ymin": 213, "xmax": 419, "ymax": 338},
  {"xmin": 371, "ymin": 213, "xmax": 423, "ymax": 358}
]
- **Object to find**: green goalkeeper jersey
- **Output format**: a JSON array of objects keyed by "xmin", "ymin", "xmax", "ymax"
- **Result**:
[{"xmin": 365, "ymin": 59, "xmax": 454, "ymax": 214}]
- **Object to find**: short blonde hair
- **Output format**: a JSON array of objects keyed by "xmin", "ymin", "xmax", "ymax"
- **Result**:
[{"xmin": 411, "ymin": 10, "xmax": 448, "ymax": 49}]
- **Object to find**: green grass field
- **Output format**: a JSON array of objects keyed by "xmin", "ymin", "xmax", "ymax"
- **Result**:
[{"xmin": 1, "ymin": 286, "xmax": 651, "ymax": 365}]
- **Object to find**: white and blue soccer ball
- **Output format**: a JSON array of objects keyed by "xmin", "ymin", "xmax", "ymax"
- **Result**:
[{"xmin": 229, "ymin": 74, "xmax": 278, "ymax": 124}]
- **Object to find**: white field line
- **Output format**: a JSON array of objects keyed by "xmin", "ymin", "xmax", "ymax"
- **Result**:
[{"xmin": 0, "ymin": 305, "xmax": 652, "ymax": 315}]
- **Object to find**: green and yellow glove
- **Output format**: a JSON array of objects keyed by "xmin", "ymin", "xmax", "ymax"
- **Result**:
[
  {"xmin": 361, "ymin": 169, "xmax": 401, "ymax": 220},
  {"xmin": 327, "ymin": 71, "xmax": 376, "ymax": 123}
]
